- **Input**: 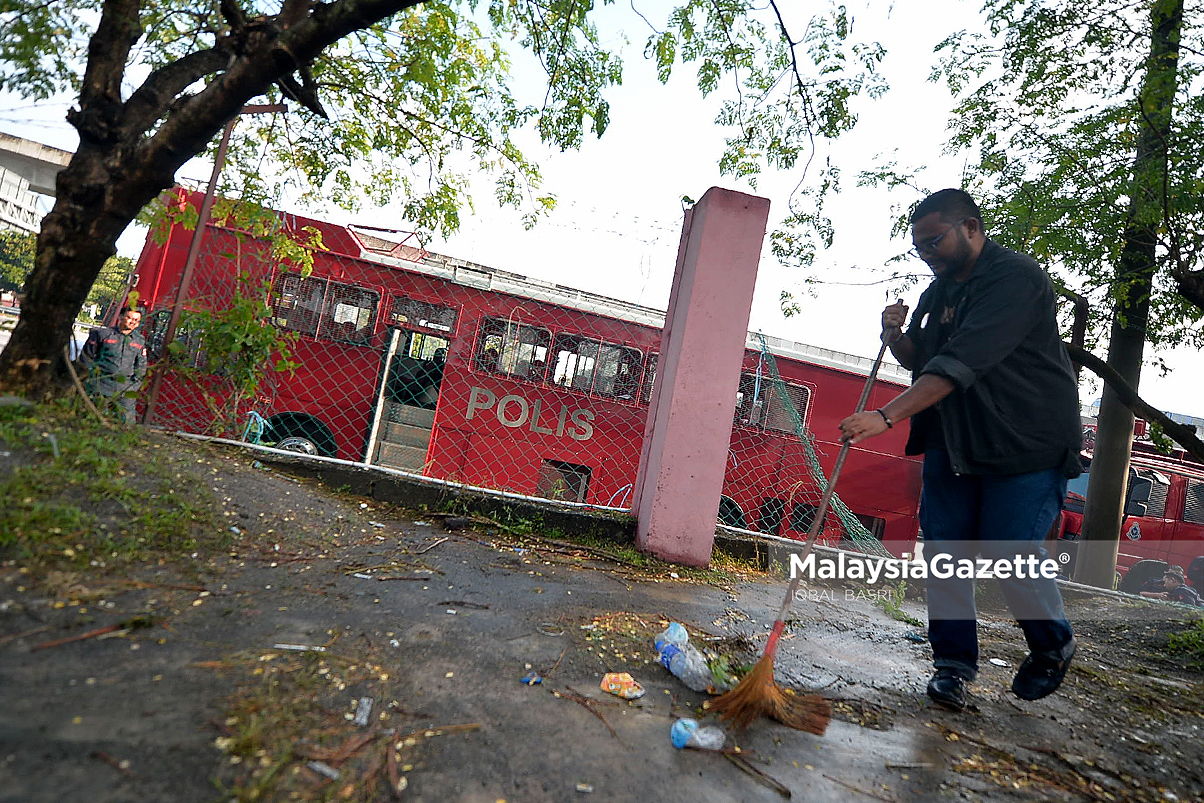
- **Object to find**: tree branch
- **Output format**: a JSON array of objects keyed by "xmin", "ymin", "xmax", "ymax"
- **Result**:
[
  {"xmin": 72, "ymin": 0, "xmax": 142, "ymax": 143},
  {"xmin": 1064, "ymin": 341, "xmax": 1204, "ymax": 463},
  {"xmin": 122, "ymin": 47, "xmax": 236, "ymax": 138},
  {"xmin": 218, "ymin": 0, "xmax": 248, "ymax": 33},
  {"xmin": 1170, "ymin": 266, "xmax": 1204, "ymax": 312}
]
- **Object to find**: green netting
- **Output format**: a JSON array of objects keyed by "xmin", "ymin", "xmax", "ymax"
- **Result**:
[{"xmin": 752, "ymin": 332, "xmax": 892, "ymax": 558}]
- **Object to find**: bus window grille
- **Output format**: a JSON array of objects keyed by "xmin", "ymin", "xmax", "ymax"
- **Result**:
[{"xmin": 1185, "ymin": 480, "xmax": 1204, "ymax": 525}]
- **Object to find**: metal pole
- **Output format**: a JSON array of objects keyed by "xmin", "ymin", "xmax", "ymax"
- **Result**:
[{"xmin": 141, "ymin": 103, "xmax": 286, "ymax": 425}]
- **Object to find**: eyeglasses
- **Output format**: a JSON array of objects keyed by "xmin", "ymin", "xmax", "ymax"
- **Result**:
[{"xmin": 912, "ymin": 218, "xmax": 966, "ymax": 258}]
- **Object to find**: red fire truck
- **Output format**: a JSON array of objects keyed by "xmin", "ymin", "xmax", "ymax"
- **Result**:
[{"xmin": 131, "ymin": 191, "xmax": 922, "ymax": 553}]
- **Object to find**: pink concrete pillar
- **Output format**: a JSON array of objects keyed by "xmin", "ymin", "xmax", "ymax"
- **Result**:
[{"xmin": 632, "ymin": 187, "xmax": 769, "ymax": 566}]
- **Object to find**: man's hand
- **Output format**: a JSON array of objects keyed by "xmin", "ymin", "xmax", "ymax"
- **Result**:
[
  {"xmin": 882, "ymin": 301, "xmax": 909, "ymax": 340},
  {"xmin": 839, "ymin": 410, "xmax": 890, "ymax": 445}
]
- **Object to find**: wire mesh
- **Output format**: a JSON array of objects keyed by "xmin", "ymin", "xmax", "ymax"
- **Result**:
[{"xmin": 131, "ymin": 194, "xmax": 920, "ymax": 555}]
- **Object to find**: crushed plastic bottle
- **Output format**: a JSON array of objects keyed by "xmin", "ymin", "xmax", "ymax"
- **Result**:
[
  {"xmin": 654, "ymin": 623, "xmax": 713, "ymax": 692},
  {"xmin": 670, "ymin": 718, "xmax": 726, "ymax": 750}
]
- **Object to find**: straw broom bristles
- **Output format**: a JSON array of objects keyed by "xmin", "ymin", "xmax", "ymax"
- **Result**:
[{"xmin": 704, "ymin": 620, "xmax": 831, "ymax": 735}]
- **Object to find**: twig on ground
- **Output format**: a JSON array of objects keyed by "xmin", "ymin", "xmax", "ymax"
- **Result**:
[
  {"xmin": 119, "ymin": 580, "xmax": 209, "ymax": 592},
  {"xmin": 413, "ymin": 537, "xmax": 448, "ymax": 555},
  {"xmin": 822, "ymin": 773, "xmax": 896, "ymax": 802},
  {"xmin": 522, "ymin": 534, "xmax": 633, "ymax": 564},
  {"xmin": 386, "ymin": 734, "xmax": 403, "ymax": 799},
  {"xmin": 0, "ymin": 625, "xmax": 51, "ymax": 646},
  {"xmin": 295, "ymin": 731, "xmax": 380, "ymax": 763},
  {"xmin": 547, "ymin": 644, "xmax": 570, "ymax": 678},
  {"xmin": 29, "ymin": 615, "xmax": 154, "ymax": 652},
  {"xmin": 30, "ymin": 623, "xmax": 121, "ymax": 652},
  {"xmin": 392, "ymin": 723, "xmax": 482, "ymax": 741},
  {"xmin": 436, "ymin": 600, "xmax": 489, "ymax": 610},
  {"xmin": 553, "ymin": 687, "xmax": 622, "ymax": 743},
  {"xmin": 90, "ymin": 750, "xmax": 134, "ymax": 777},
  {"xmin": 62, "ymin": 346, "xmax": 110, "ymax": 426},
  {"xmin": 726, "ymin": 753, "xmax": 791, "ymax": 798}
]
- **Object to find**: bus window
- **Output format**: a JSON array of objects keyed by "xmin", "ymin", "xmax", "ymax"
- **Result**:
[
  {"xmin": 764, "ymin": 381, "xmax": 810, "ymax": 434},
  {"xmin": 1134, "ymin": 469, "xmax": 1169, "ymax": 518},
  {"xmin": 597, "ymin": 345, "xmax": 643, "ymax": 399},
  {"xmin": 388, "ymin": 296, "xmax": 457, "ymax": 333},
  {"xmin": 732, "ymin": 373, "xmax": 808, "ymax": 432},
  {"xmin": 641, "ymin": 353, "xmax": 658, "ymax": 404},
  {"xmin": 270, "ymin": 273, "xmax": 327, "ymax": 336},
  {"xmin": 549, "ymin": 336, "xmax": 642, "ymax": 398},
  {"xmin": 854, "ymin": 513, "xmax": 886, "ymax": 540},
  {"xmin": 552, "ymin": 335, "xmax": 599, "ymax": 391},
  {"xmin": 387, "ymin": 330, "xmax": 449, "ymax": 409},
  {"xmin": 1185, "ymin": 479, "xmax": 1204, "ymax": 525},
  {"xmin": 476, "ymin": 318, "xmax": 550, "ymax": 378},
  {"xmin": 735, "ymin": 373, "xmax": 765, "ymax": 426},
  {"xmin": 537, "ymin": 459, "xmax": 591, "ymax": 502},
  {"xmin": 321, "ymin": 283, "xmax": 379, "ymax": 345}
]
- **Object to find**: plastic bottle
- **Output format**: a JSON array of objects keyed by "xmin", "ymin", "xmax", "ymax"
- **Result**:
[
  {"xmin": 654, "ymin": 623, "xmax": 713, "ymax": 692},
  {"xmin": 670, "ymin": 718, "xmax": 727, "ymax": 750}
]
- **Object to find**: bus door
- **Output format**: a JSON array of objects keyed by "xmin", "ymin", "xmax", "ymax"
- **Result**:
[{"xmin": 365, "ymin": 327, "xmax": 450, "ymax": 471}]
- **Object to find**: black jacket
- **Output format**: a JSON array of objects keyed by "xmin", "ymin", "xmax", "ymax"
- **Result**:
[{"xmin": 904, "ymin": 239, "xmax": 1083, "ymax": 477}]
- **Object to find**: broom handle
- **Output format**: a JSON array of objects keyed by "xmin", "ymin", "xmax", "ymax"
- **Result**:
[{"xmin": 762, "ymin": 310, "xmax": 901, "ymax": 660}]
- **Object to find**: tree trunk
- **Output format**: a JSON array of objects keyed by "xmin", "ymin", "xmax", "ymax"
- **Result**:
[
  {"xmin": 0, "ymin": 143, "xmax": 171, "ymax": 394},
  {"xmin": 1073, "ymin": 0, "xmax": 1183, "ymax": 588},
  {"xmin": 0, "ymin": 0, "xmax": 427, "ymax": 396}
]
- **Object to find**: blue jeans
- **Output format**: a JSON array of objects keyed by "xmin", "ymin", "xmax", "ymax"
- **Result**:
[{"xmin": 921, "ymin": 449, "xmax": 1074, "ymax": 681}]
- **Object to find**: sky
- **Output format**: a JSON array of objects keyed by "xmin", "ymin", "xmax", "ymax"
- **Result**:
[{"xmin": 2, "ymin": 0, "xmax": 1201, "ymax": 418}]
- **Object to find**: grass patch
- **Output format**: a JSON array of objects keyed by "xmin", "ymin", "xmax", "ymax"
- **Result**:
[
  {"xmin": 874, "ymin": 581, "xmax": 926, "ymax": 627},
  {"xmin": 0, "ymin": 398, "xmax": 224, "ymax": 570},
  {"xmin": 1168, "ymin": 619, "xmax": 1204, "ymax": 670}
]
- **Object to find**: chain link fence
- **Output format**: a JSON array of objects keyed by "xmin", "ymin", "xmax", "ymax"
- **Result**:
[{"xmin": 134, "ymin": 197, "xmax": 920, "ymax": 553}]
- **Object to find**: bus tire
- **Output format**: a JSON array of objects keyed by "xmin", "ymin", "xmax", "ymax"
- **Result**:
[
  {"xmin": 277, "ymin": 436, "xmax": 319, "ymax": 455},
  {"xmin": 717, "ymin": 496, "xmax": 747, "ymax": 529},
  {"xmin": 266, "ymin": 414, "xmax": 337, "ymax": 458}
]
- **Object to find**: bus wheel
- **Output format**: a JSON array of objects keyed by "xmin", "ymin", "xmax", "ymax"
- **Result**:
[
  {"xmin": 277, "ymin": 436, "xmax": 319, "ymax": 455},
  {"xmin": 265, "ymin": 413, "xmax": 337, "ymax": 457}
]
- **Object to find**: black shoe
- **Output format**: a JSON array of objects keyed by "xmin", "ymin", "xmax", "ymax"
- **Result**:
[
  {"xmin": 1012, "ymin": 640, "xmax": 1077, "ymax": 701},
  {"xmin": 927, "ymin": 669, "xmax": 967, "ymax": 710}
]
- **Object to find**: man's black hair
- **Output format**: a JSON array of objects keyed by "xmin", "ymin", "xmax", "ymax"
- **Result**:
[
  {"xmin": 118, "ymin": 305, "xmax": 135, "ymax": 315},
  {"xmin": 910, "ymin": 188, "xmax": 983, "ymax": 227}
]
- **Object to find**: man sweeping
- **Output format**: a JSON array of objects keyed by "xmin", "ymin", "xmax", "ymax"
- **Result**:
[{"xmin": 839, "ymin": 189, "xmax": 1082, "ymax": 710}]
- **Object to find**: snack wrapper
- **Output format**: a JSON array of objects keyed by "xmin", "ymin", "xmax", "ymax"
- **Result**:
[{"xmin": 600, "ymin": 672, "xmax": 645, "ymax": 699}]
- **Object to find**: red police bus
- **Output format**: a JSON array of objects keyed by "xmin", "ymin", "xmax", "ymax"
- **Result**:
[
  {"xmin": 131, "ymin": 190, "xmax": 923, "ymax": 552},
  {"xmin": 1052, "ymin": 439, "xmax": 1204, "ymax": 592}
]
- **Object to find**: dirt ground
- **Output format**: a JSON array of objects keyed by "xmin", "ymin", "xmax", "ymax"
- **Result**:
[{"xmin": 2, "ymin": 414, "xmax": 1204, "ymax": 802}]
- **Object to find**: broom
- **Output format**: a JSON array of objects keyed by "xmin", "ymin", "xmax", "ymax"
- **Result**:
[{"xmin": 706, "ymin": 319, "xmax": 900, "ymax": 735}]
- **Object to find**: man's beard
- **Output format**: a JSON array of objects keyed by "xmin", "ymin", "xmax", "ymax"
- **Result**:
[{"xmin": 931, "ymin": 230, "xmax": 974, "ymax": 276}]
